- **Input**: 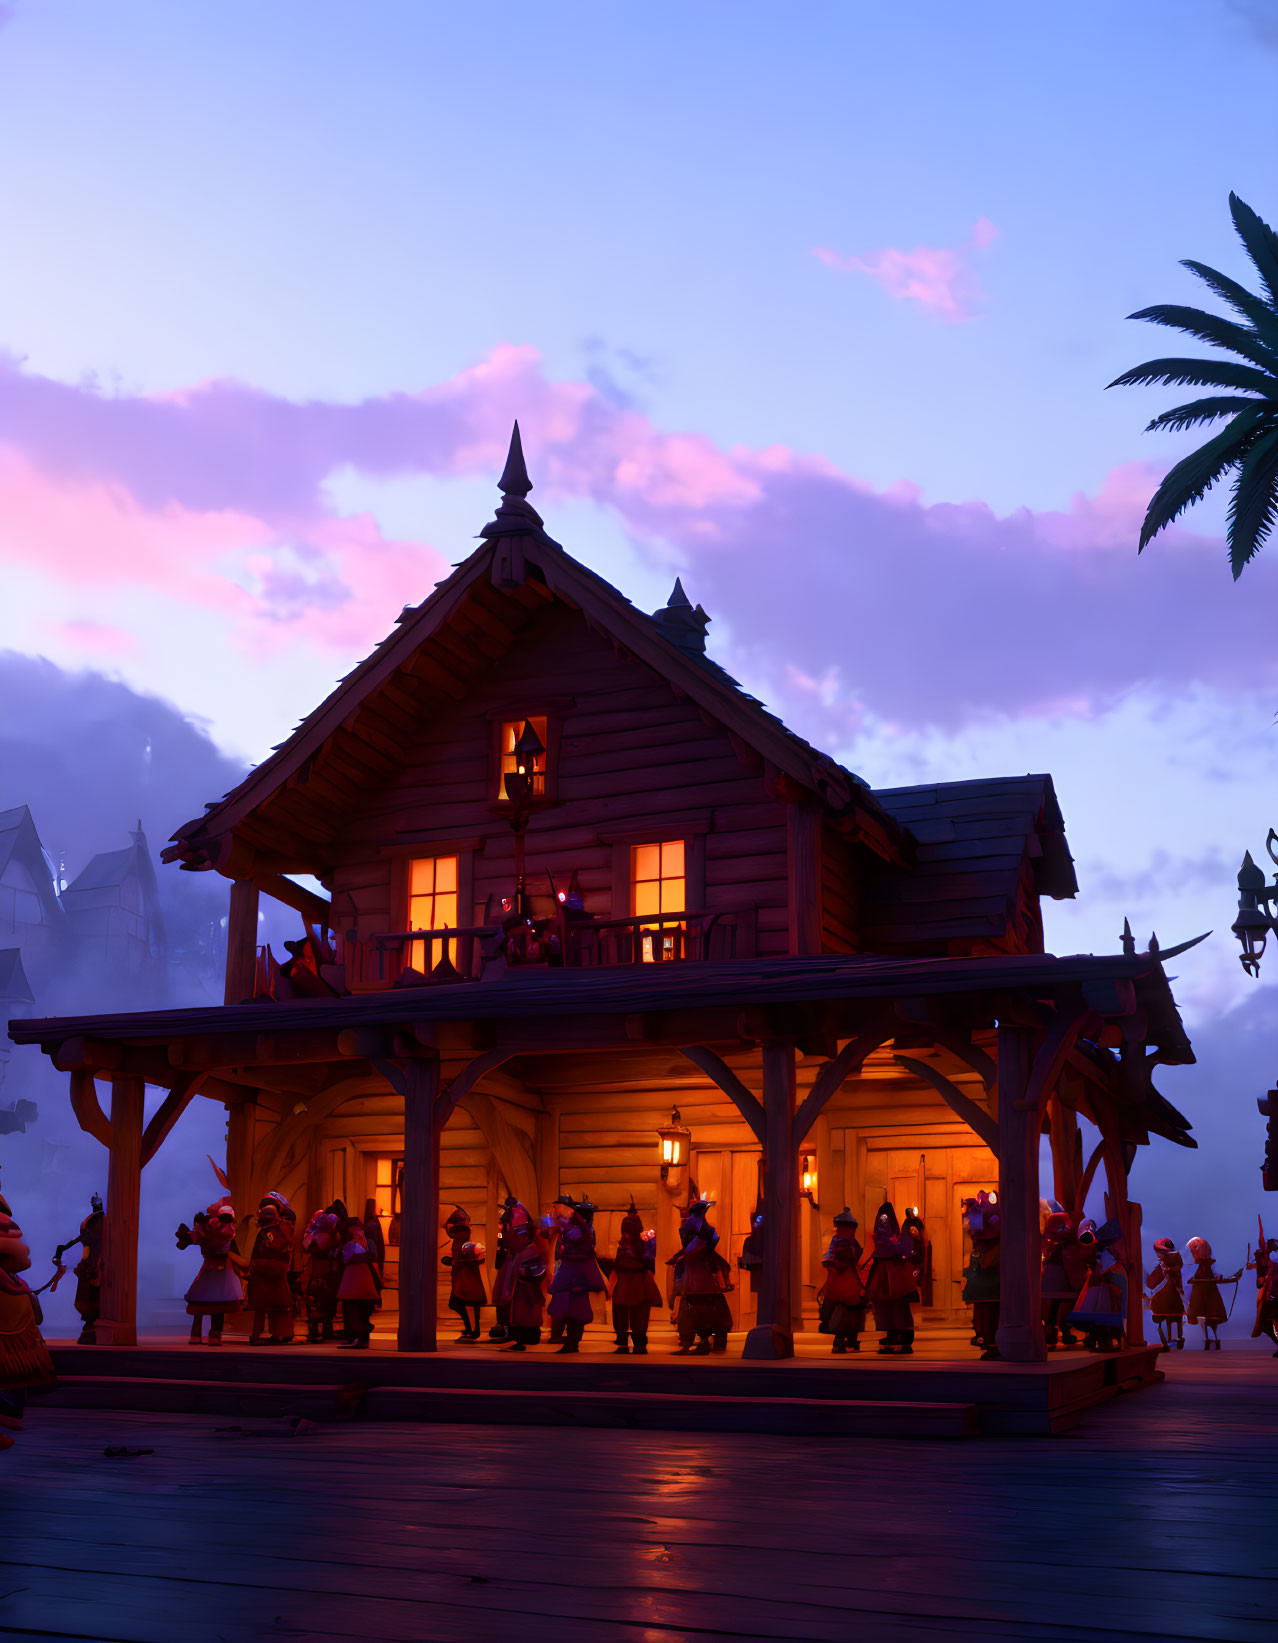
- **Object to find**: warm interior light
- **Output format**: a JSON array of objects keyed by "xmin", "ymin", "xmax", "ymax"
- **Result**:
[
  {"xmin": 671, "ymin": 1139, "xmax": 681, "ymax": 1166},
  {"xmin": 662, "ymin": 1137, "xmax": 674, "ymax": 1164},
  {"xmin": 800, "ymin": 1155, "xmax": 817, "ymax": 1196}
]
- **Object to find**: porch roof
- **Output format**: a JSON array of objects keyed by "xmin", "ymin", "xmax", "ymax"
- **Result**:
[{"xmin": 9, "ymin": 948, "xmax": 1193, "ymax": 1063}]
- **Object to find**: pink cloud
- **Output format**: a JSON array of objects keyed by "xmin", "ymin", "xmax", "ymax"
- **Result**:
[
  {"xmin": 44, "ymin": 619, "xmax": 137, "ymax": 656},
  {"xmin": 0, "ymin": 341, "xmax": 1272, "ymax": 739},
  {"xmin": 812, "ymin": 217, "xmax": 998, "ymax": 322}
]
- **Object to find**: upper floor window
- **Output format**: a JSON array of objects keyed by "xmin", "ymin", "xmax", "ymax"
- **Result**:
[
  {"xmin": 408, "ymin": 854, "xmax": 458, "ymax": 972},
  {"xmin": 632, "ymin": 840, "xmax": 685, "ymax": 962},
  {"xmin": 499, "ymin": 716, "xmax": 547, "ymax": 801}
]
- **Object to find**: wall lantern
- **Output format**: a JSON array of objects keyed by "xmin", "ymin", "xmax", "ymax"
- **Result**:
[
  {"xmin": 502, "ymin": 720, "xmax": 546, "ymax": 806},
  {"xmin": 800, "ymin": 1153, "xmax": 819, "ymax": 1207},
  {"xmin": 658, "ymin": 1107, "xmax": 692, "ymax": 1181}
]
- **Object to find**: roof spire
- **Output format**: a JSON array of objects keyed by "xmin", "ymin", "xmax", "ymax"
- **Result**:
[
  {"xmin": 651, "ymin": 578, "xmax": 710, "ymax": 656},
  {"xmin": 480, "ymin": 421, "xmax": 557, "ymax": 545},
  {"xmin": 497, "ymin": 421, "xmax": 532, "ymax": 500}
]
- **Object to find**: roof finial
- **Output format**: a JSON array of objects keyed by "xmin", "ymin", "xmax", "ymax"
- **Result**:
[
  {"xmin": 651, "ymin": 577, "xmax": 710, "ymax": 656},
  {"xmin": 668, "ymin": 577, "xmax": 692, "ymax": 609},
  {"xmin": 1121, "ymin": 917, "xmax": 1135, "ymax": 956},
  {"xmin": 498, "ymin": 421, "xmax": 532, "ymax": 500}
]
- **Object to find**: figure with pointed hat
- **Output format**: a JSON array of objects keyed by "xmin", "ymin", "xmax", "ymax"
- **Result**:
[
  {"xmin": 489, "ymin": 1195, "xmax": 522, "ymax": 1342},
  {"xmin": 1068, "ymin": 1219, "xmax": 1129, "ymax": 1351},
  {"xmin": 176, "ymin": 1195, "xmax": 244, "ymax": 1345},
  {"xmin": 246, "ymin": 1192, "xmax": 295, "ymax": 1345},
  {"xmin": 1185, "ymin": 1236, "xmax": 1241, "ymax": 1350},
  {"xmin": 609, "ymin": 1198, "xmax": 662, "ymax": 1354},
  {"xmin": 442, "ymin": 1206, "xmax": 487, "ymax": 1343},
  {"xmin": 961, "ymin": 1191, "xmax": 1002, "ymax": 1358},
  {"xmin": 818, "ymin": 1209, "xmax": 867, "ymax": 1353},
  {"xmin": 505, "ymin": 1207, "xmax": 549, "ymax": 1352},
  {"xmin": 300, "ymin": 1208, "xmax": 343, "ymax": 1343},
  {"xmin": 547, "ymin": 1195, "xmax": 606, "ymax": 1353},
  {"xmin": 1146, "ymin": 1237, "xmax": 1186, "ymax": 1351},
  {"xmin": 51, "ymin": 1191, "xmax": 104, "ymax": 1345},
  {"xmin": 863, "ymin": 1201, "xmax": 916, "ymax": 1355},
  {"xmin": 1250, "ymin": 1235, "xmax": 1278, "ymax": 1353},
  {"xmin": 668, "ymin": 1199, "xmax": 733, "ymax": 1355},
  {"xmin": 0, "ymin": 1188, "xmax": 56, "ymax": 1450}
]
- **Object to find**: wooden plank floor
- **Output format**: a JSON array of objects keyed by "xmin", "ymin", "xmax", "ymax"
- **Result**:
[{"xmin": 2, "ymin": 1350, "xmax": 1275, "ymax": 1643}]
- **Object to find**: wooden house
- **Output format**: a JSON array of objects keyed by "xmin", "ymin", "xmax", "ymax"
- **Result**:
[
  {"xmin": 0, "ymin": 805, "xmax": 65, "ymax": 984},
  {"xmin": 62, "ymin": 824, "xmax": 167, "ymax": 986},
  {"xmin": 8, "ymin": 426, "xmax": 1196, "ymax": 1361}
]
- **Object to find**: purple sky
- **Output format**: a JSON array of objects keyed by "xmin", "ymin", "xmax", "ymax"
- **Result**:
[{"xmin": 2, "ymin": 0, "xmax": 1277, "ymax": 1299}]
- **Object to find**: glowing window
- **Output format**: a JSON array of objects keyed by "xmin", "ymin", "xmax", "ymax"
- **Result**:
[
  {"xmin": 499, "ymin": 717, "xmax": 548, "ymax": 800},
  {"xmin": 631, "ymin": 840, "xmax": 685, "ymax": 962},
  {"xmin": 408, "ymin": 855, "xmax": 459, "ymax": 972},
  {"xmin": 374, "ymin": 1155, "xmax": 404, "ymax": 1247}
]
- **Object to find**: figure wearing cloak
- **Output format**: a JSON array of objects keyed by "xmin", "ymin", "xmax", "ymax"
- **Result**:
[
  {"xmin": 177, "ymin": 1196, "xmax": 244, "ymax": 1346},
  {"xmin": 442, "ymin": 1206, "xmax": 488, "ymax": 1343},
  {"xmin": 1145, "ymin": 1237, "xmax": 1186, "ymax": 1351},
  {"xmin": 863, "ymin": 1202, "xmax": 916, "ymax": 1355},
  {"xmin": 547, "ymin": 1197, "xmax": 606, "ymax": 1353},
  {"xmin": 817, "ymin": 1209, "xmax": 866, "ymax": 1353},
  {"xmin": 0, "ymin": 1190, "xmax": 56, "ymax": 1450},
  {"xmin": 610, "ymin": 1199, "xmax": 662, "ymax": 1354}
]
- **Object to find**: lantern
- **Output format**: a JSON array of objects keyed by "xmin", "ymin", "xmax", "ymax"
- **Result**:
[
  {"xmin": 800, "ymin": 1153, "xmax": 818, "ymax": 1206},
  {"xmin": 657, "ymin": 1107, "xmax": 692, "ymax": 1181},
  {"xmin": 503, "ymin": 719, "xmax": 546, "ymax": 804}
]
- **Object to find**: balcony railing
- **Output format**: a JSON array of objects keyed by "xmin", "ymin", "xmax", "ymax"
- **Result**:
[{"xmin": 362, "ymin": 904, "xmax": 758, "ymax": 985}]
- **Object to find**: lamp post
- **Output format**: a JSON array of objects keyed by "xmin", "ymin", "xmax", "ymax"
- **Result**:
[
  {"xmin": 502, "ymin": 720, "xmax": 546, "ymax": 917},
  {"xmin": 1231, "ymin": 834, "xmax": 1278, "ymax": 977}
]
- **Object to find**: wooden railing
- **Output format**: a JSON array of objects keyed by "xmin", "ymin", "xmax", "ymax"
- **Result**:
[{"xmin": 362, "ymin": 905, "xmax": 758, "ymax": 984}]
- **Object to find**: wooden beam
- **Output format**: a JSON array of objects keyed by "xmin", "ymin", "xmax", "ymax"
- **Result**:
[
  {"xmin": 994, "ymin": 1024, "xmax": 1046, "ymax": 1363},
  {"xmin": 224, "ymin": 879, "xmax": 260, "ymax": 1005},
  {"xmin": 399, "ymin": 1054, "xmax": 440, "ymax": 1353},
  {"xmin": 68, "ymin": 1069, "xmax": 112, "ymax": 1148},
  {"xmin": 893, "ymin": 1057, "xmax": 1000, "ymax": 1158},
  {"xmin": 794, "ymin": 1032, "xmax": 890, "ymax": 1147},
  {"xmin": 466, "ymin": 1091, "xmax": 539, "ymax": 1211},
  {"xmin": 434, "ymin": 1049, "xmax": 516, "ymax": 1133},
  {"xmin": 678, "ymin": 1048, "xmax": 766, "ymax": 1146},
  {"xmin": 140, "ymin": 1073, "xmax": 207, "ymax": 1167},
  {"xmin": 99, "ymin": 1076, "xmax": 144, "ymax": 1348},
  {"xmin": 1016, "ymin": 1007, "xmax": 1100, "ymax": 1116},
  {"xmin": 255, "ymin": 872, "xmax": 332, "ymax": 927}
]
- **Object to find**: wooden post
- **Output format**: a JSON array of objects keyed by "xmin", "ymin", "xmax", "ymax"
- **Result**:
[
  {"xmin": 786, "ymin": 805, "xmax": 822, "ymax": 956},
  {"xmin": 99, "ymin": 1075, "xmax": 144, "ymax": 1348},
  {"xmin": 224, "ymin": 879, "xmax": 259, "ymax": 1005},
  {"xmin": 745, "ymin": 1038, "xmax": 796, "ymax": 1359},
  {"xmin": 225, "ymin": 1097, "xmax": 256, "ymax": 1223},
  {"xmin": 1048, "ymin": 1094, "xmax": 1081, "ymax": 1210},
  {"xmin": 994, "ymin": 1024, "xmax": 1046, "ymax": 1363},
  {"xmin": 398, "ymin": 1054, "xmax": 440, "ymax": 1353}
]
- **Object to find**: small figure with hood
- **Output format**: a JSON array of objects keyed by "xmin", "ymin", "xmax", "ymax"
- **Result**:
[
  {"xmin": 1145, "ymin": 1237, "xmax": 1186, "ymax": 1351},
  {"xmin": 1068, "ymin": 1218, "xmax": 1128, "ymax": 1351},
  {"xmin": 176, "ymin": 1195, "xmax": 244, "ymax": 1346},
  {"xmin": 489, "ymin": 1195, "xmax": 520, "ymax": 1341},
  {"xmin": 505, "ymin": 1206, "xmax": 549, "ymax": 1351},
  {"xmin": 1250, "ymin": 1236, "xmax": 1278, "ymax": 1352},
  {"xmin": 337, "ymin": 1224, "xmax": 381, "ymax": 1348},
  {"xmin": 1185, "ymin": 1236, "xmax": 1241, "ymax": 1350},
  {"xmin": 246, "ymin": 1192, "xmax": 295, "ymax": 1344},
  {"xmin": 738, "ymin": 1207, "xmax": 765, "ymax": 1329},
  {"xmin": 961, "ymin": 1191, "xmax": 1001, "ymax": 1358},
  {"xmin": 669, "ymin": 1199, "xmax": 733, "ymax": 1355},
  {"xmin": 442, "ymin": 1206, "xmax": 488, "ymax": 1343},
  {"xmin": 52, "ymin": 1192, "xmax": 104, "ymax": 1346},
  {"xmin": 1041, "ymin": 1207, "xmax": 1088, "ymax": 1348},
  {"xmin": 817, "ymin": 1208, "xmax": 866, "ymax": 1353},
  {"xmin": 863, "ymin": 1201, "xmax": 916, "ymax": 1355},
  {"xmin": 547, "ymin": 1196, "xmax": 607, "ymax": 1353},
  {"xmin": 301, "ymin": 1208, "xmax": 343, "ymax": 1342},
  {"xmin": 0, "ymin": 1189, "xmax": 57, "ymax": 1450},
  {"xmin": 609, "ymin": 1198, "xmax": 662, "ymax": 1354}
]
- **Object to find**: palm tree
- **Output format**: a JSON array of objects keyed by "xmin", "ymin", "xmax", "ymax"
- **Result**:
[{"xmin": 1109, "ymin": 193, "xmax": 1278, "ymax": 579}]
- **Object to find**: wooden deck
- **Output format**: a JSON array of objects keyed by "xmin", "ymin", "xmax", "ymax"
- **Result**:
[
  {"xmin": 2, "ymin": 1350, "xmax": 1275, "ymax": 1641},
  {"xmin": 41, "ymin": 1329, "xmax": 1164, "ymax": 1438}
]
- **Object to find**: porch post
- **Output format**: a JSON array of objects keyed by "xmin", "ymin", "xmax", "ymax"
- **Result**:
[
  {"xmin": 99, "ymin": 1074, "xmax": 144, "ymax": 1348},
  {"xmin": 224, "ymin": 879, "xmax": 259, "ymax": 1004},
  {"xmin": 995, "ymin": 1023, "xmax": 1046, "ymax": 1363},
  {"xmin": 398, "ymin": 1054, "xmax": 440, "ymax": 1353},
  {"xmin": 745, "ymin": 1038, "xmax": 796, "ymax": 1359}
]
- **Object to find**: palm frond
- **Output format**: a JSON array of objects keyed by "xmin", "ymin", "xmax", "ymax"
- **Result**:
[
  {"xmin": 1145, "ymin": 395, "xmax": 1269, "ymax": 433},
  {"xmin": 1126, "ymin": 303, "xmax": 1278, "ymax": 374},
  {"xmin": 1108, "ymin": 357, "xmax": 1278, "ymax": 396},
  {"xmin": 1139, "ymin": 406, "xmax": 1266, "ymax": 550},
  {"xmin": 1226, "ymin": 425, "xmax": 1278, "ymax": 578},
  {"xmin": 1230, "ymin": 194, "xmax": 1278, "ymax": 311},
  {"xmin": 1182, "ymin": 260, "xmax": 1278, "ymax": 344}
]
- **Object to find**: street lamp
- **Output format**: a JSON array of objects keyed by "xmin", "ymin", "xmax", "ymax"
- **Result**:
[
  {"xmin": 1232, "ymin": 836, "xmax": 1278, "ymax": 978},
  {"xmin": 657, "ymin": 1107, "xmax": 692, "ymax": 1181}
]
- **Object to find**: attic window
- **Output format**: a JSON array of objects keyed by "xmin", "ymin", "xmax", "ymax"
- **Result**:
[{"xmin": 499, "ymin": 717, "xmax": 547, "ymax": 801}]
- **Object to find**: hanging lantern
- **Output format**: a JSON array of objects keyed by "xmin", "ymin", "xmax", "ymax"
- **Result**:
[
  {"xmin": 657, "ymin": 1107, "xmax": 692, "ymax": 1181},
  {"xmin": 800, "ymin": 1153, "xmax": 818, "ymax": 1205}
]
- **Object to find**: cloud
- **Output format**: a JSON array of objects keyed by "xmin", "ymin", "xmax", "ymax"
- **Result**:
[
  {"xmin": 2, "ymin": 341, "xmax": 1275, "ymax": 736},
  {"xmin": 811, "ymin": 217, "xmax": 998, "ymax": 322}
]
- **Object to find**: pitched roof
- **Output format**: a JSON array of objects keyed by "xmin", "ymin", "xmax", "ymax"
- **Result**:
[
  {"xmin": 164, "ymin": 431, "xmax": 906, "ymax": 875},
  {"xmin": 860, "ymin": 775, "xmax": 1077, "ymax": 951},
  {"xmin": 0, "ymin": 805, "xmax": 63, "ymax": 921}
]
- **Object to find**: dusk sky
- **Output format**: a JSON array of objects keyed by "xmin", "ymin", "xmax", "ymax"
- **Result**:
[{"xmin": 4, "ymin": 2, "xmax": 1278, "ymax": 1278}]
